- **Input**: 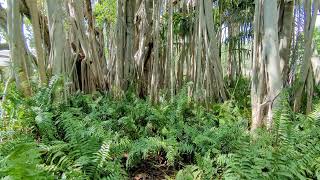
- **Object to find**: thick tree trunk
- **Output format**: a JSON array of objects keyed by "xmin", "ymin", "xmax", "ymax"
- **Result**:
[
  {"xmin": 191, "ymin": 0, "xmax": 226, "ymax": 103},
  {"xmin": 0, "ymin": 2, "xmax": 45, "ymax": 67},
  {"xmin": 251, "ymin": 0, "xmax": 265, "ymax": 131},
  {"xmin": 46, "ymin": 0, "xmax": 66, "ymax": 76},
  {"xmin": 18, "ymin": 0, "xmax": 51, "ymax": 52},
  {"xmin": 7, "ymin": 0, "xmax": 32, "ymax": 96},
  {"xmin": 67, "ymin": 0, "xmax": 107, "ymax": 93},
  {"xmin": 278, "ymin": 0, "xmax": 294, "ymax": 85},
  {"xmin": 251, "ymin": 0, "xmax": 282, "ymax": 132},
  {"xmin": 203, "ymin": 0, "xmax": 226, "ymax": 101},
  {"xmin": 134, "ymin": 0, "xmax": 153, "ymax": 97},
  {"xmin": 264, "ymin": 0, "xmax": 282, "ymax": 128}
]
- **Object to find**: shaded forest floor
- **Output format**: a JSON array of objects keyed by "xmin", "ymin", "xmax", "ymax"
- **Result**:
[{"xmin": 1, "ymin": 80, "xmax": 320, "ymax": 179}]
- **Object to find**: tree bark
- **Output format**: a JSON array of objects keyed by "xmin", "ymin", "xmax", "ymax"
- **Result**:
[
  {"xmin": 134, "ymin": 0, "xmax": 153, "ymax": 97},
  {"xmin": 278, "ymin": 0, "xmax": 294, "ymax": 85},
  {"xmin": 150, "ymin": 0, "xmax": 161, "ymax": 103},
  {"xmin": 251, "ymin": 0, "xmax": 282, "ymax": 132},
  {"xmin": 264, "ymin": 0, "xmax": 282, "ymax": 128},
  {"xmin": 26, "ymin": 0, "xmax": 47, "ymax": 85},
  {"xmin": 293, "ymin": 0, "xmax": 320, "ymax": 113},
  {"xmin": 46, "ymin": 0, "xmax": 66, "ymax": 76},
  {"xmin": 7, "ymin": 0, "xmax": 32, "ymax": 96},
  {"xmin": 168, "ymin": 0, "xmax": 175, "ymax": 100},
  {"xmin": 115, "ymin": 0, "xmax": 125, "ymax": 95}
]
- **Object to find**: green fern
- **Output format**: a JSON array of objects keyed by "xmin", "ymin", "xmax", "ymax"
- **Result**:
[
  {"xmin": 0, "ymin": 142, "xmax": 54, "ymax": 179},
  {"xmin": 2, "ymin": 84, "xmax": 320, "ymax": 179}
]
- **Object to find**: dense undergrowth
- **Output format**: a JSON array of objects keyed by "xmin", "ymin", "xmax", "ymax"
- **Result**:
[{"xmin": 0, "ymin": 79, "xmax": 320, "ymax": 179}]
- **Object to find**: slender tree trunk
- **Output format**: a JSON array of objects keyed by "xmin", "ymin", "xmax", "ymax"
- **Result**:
[
  {"xmin": 195, "ymin": 0, "xmax": 202, "ymax": 101},
  {"xmin": 293, "ymin": 0, "xmax": 320, "ymax": 113},
  {"xmin": 168, "ymin": 0, "xmax": 175, "ymax": 100},
  {"xmin": 125, "ymin": 0, "xmax": 135, "ymax": 88},
  {"xmin": 278, "ymin": 0, "xmax": 294, "ymax": 85},
  {"xmin": 227, "ymin": 24, "xmax": 234, "ymax": 85},
  {"xmin": 150, "ymin": 0, "xmax": 161, "ymax": 103},
  {"xmin": 26, "ymin": 0, "xmax": 47, "ymax": 85},
  {"xmin": 115, "ymin": 0, "xmax": 125, "ymax": 95}
]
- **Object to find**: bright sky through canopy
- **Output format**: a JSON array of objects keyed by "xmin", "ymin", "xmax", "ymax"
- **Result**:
[{"xmin": 316, "ymin": 15, "xmax": 320, "ymax": 27}]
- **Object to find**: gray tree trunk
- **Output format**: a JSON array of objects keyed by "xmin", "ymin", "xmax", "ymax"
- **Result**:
[
  {"xmin": 251, "ymin": 0, "xmax": 282, "ymax": 132},
  {"xmin": 278, "ymin": 0, "xmax": 295, "ymax": 85},
  {"xmin": 7, "ymin": 0, "xmax": 32, "ymax": 96},
  {"xmin": 293, "ymin": 0, "xmax": 320, "ymax": 113}
]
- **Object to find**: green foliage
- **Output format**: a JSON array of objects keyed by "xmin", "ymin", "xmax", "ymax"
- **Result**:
[
  {"xmin": 172, "ymin": 12, "xmax": 195, "ymax": 37},
  {"xmin": 228, "ymin": 77, "xmax": 251, "ymax": 118},
  {"xmin": 314, "ymin": 27, "xmax": 320, "ymax": 54},
  {"xmin": 1, "ymin": 82, "xmax": 320, "ymax": 179},
  {"xmin": 161, "ymin": 11, "xmax": 195, "ymax": 41},
  {"xmin": 0, "ymin": 141, "xmax": 54, "ymax": 179},
  {"xmin": 94, "ymin": 0, "xmax": 117, "ymax": 27}
]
